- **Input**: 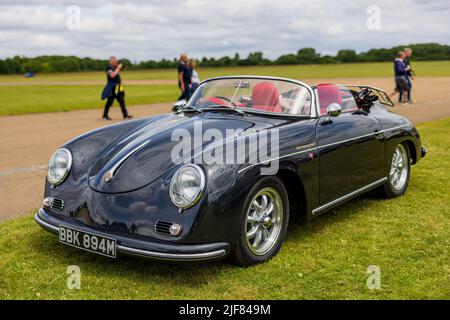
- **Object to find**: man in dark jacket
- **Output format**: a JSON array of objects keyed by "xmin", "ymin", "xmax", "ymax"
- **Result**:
[{"xmin": 101, "ymin": 56, "xmax": 132, "ymax": 120}]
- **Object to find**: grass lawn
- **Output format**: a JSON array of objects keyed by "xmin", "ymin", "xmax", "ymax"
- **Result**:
[
  {"xmin": 0, "ymin": 117, "xmax": 449, "ymax": 300},
  {"xmin": 1, "ymin": 85, "xmax": 178, "ymax": 116}
]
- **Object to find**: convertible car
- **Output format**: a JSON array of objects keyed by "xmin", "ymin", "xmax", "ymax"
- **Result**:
[{"xmin": 35, "ymin": 76, "xmax": 426, "ymax": 266}]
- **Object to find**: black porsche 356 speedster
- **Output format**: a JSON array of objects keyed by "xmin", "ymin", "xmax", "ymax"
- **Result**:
[{"xmin": 35, "ymin": 76, "xmax": 426, "ymax": 266}]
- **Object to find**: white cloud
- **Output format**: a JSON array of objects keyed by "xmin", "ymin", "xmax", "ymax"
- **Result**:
[{"xmin": 0, "ymin": 0, "xmax": 448, "ymax": 60}]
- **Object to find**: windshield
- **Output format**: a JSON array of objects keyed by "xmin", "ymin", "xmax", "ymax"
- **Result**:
[{"xmin": 187, "ymin": 78, "xmax": 312, "ymax": 116}]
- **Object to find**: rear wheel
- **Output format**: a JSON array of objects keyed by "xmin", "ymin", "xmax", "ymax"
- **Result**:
[
  {"xmin": 381, "ymin": 143, "xmax": 411, "ymax": 198},
  {"xmin": 230, "ymin": 176, "xmax": 289, "ymax": 267}
]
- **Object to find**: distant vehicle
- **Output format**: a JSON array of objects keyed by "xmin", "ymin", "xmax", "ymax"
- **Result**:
[
  {"xmin": 35, "ymin": 76, "xmax": 426, "ymax": 266},
  {"xmin": 24, "ymin": 72, "xmax": 35, "ymax": 78}
]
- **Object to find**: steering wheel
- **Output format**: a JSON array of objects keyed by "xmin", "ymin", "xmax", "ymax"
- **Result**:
[{"xmin": 214, "ymin": 96, "xmax": 238, "ymax": 107}]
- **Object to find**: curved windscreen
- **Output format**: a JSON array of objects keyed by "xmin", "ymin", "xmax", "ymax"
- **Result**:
[{"xmin": 187, "ymin": 78, "xmax": 312, "ymax": 116}]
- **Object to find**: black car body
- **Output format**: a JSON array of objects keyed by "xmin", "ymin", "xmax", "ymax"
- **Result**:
[{"xmin": 35, "ymin": 76, "xmax": 426, "ymax": 266}]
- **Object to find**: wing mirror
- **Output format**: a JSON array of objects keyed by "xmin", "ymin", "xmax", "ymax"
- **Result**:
[
  {"xmin": 172, "ymin": 99, "xmax": 187, "ymax": 112},
  {"xmin": 327, "ymin": 103, "xmax": 342, "ymax": 117}
]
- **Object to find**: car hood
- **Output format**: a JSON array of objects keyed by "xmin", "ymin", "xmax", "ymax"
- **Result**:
[{"xmin": 88, "ymin": 112, "xmax": 289, "ymax": 194}]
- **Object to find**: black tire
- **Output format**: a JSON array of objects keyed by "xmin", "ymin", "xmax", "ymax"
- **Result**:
[
  {"xmin": 381, "ymin": 143, "xmax": 411, "ymax": 198},
  {"xmin": 230, "ymin": 176, "xmax": 289, "ymax": 267}
]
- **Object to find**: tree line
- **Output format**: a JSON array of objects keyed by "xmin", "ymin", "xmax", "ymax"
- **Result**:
[{"xmin": 0, "ymin": 43, "xmax": 449, "ymax": 75}]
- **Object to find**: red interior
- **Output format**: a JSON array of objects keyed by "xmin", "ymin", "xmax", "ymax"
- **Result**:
[
  {"xmin": 317, "ymin": 84, "xmax": 342, "ymax": 115},
  {"xmin": 206, "ymin": 96, "xmax": 227, "ymax": 105},
  {"xmin": 251, "ymin": 82, "xmax": 281, "ymax": 113}
]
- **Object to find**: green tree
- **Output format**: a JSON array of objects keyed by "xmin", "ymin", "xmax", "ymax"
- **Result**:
[
  {"xmin": 297, "ymin": 48, "xmax": 321, "ymax": 64},
  {"xmin": 276, "ymin": 54, "xmax": 298, "ymax": 65},
  {"xmin": 336, "ymin": 50, "xmax": 359, "ymax": 63},
  {"xmin": 320, "ymin": 55, "xmax": 338, "ymax": 64},
  {"xmin": 0, "ymin": 60, "xmax": 10, "ymax": 74},
  {"xmin": 6, "ymin": 56, "xmax": 22, "ymax": 73}
]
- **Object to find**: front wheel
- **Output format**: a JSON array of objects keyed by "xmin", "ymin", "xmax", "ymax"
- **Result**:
[
  {"xmin": 381, "ymin": 143, "xmax": 411, "ymax": 198},
  {"xmin": 230, "ymin": 176, "xmax": 289, "ymax": 267}
]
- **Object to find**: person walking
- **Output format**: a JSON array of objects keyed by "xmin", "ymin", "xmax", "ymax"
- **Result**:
[
  {"xmin": 101, "ymin": 56, "xmax": 132, "ymax": 120},
  {"xmin": 177, "ymin": 53, "xmax": 191, "ymax": 101},
  {"xmin": 404, "ymin": 48, "xmax": 415, "ymax": 104},
  {"xmin": 393, "ymin": 51, "xmax": 410, "ymax": 105},
  {"xmin": 189, "ymin": 58, "xmax": 200, "ymax": 97}
]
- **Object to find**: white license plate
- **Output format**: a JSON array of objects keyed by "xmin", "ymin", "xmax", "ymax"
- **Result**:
[{"xmin": 59, "ymin": 225, "xmax": 117, "ymax": 258}]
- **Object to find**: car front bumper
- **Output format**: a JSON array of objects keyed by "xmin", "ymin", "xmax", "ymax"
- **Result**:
[
  {"xmin": 35, "ymin": 208, "xmax": 230, "ymax": 262},
  {"xmin": 421, "ymin": 146, "xmax": 427, "ymax": 158}
]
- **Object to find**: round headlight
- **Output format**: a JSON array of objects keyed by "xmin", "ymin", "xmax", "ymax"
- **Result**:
[
  {"xmin": 47, "ymin": 148, "xmax": 72, "ymax": 186},
  {"xmin": 169, "ymin": 164, "xmax": 205, "ymax": 209}
]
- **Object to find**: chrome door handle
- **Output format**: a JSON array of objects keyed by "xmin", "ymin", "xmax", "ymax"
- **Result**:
[{"xmin": 374, "ymin": 130, "xmax": 384, "ymax": 140}]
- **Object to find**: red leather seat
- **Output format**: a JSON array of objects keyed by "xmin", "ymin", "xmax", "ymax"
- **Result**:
[
  {"xmin": 317, "ymin": 84, "xmax": 342, "ymax": 115},
  {"xmin": 251, "ymin": 82, "xmax": 281, "ymax": 113}
]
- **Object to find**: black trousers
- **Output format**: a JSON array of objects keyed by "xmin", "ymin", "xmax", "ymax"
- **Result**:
[
  {"xmin": 178, "ymin": 81, "xmax": 191, "ymax": 101},
  {"xmin": 103, "ymin": 93, "xmax": 128, "ymax": 118}
]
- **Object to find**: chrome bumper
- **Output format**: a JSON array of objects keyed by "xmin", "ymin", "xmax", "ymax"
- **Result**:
[
  {"xmin": 34, "ymin": 209, "xmax": 229, "ymax": 262},
  {"xmin": 421, "ymin": 146, "xmax": 427, "ymax": 158}
]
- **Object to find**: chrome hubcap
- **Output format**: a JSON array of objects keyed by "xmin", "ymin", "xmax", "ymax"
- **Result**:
[
  {"xmin": 390, "ymin": 144, "xmax": 408, "ymax": 191},
  {"xmin": 245, "ymin": 187, "xmax": 283, "ymax": 255}
]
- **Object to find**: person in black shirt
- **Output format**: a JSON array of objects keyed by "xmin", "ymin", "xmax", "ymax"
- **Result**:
[
  {"xmin": 101, "ymin": 56, "xmax": 132, "ymax": 120},
  {"xmin": 177, "ymin": 53, "xmax": 191, "ymax": 101}
]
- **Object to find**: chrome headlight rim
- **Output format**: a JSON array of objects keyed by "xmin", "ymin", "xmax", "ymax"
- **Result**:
[
  {"xmin": 169, "ymin": 164, "xmax": 206, "ymax": 209},
  {"xmin": 47, "ymin": 148, "xmax": 72, "ymax": 186}
]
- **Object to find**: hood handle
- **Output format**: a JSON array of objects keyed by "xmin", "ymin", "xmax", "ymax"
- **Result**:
[{"xmin": 104, "ymin": 140, "xmax": 150, "ymax": 183}]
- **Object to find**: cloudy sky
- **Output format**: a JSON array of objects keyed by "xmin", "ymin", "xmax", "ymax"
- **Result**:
[{"xmin": 0, "ymin": 0, "xmax": 449, "ymax": 61}]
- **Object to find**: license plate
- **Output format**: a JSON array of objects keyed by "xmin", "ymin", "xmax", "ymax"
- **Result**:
[{"xmin": 59, "ymin": 225, "xmax": 117, "ymax": 258}]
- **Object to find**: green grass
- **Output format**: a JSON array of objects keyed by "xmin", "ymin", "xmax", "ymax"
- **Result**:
[
  {"xmin": 1, "ymin": 118, "xmax": 449, "ymax": 300},
  {"xmin": 3, "ymin": 61, "xmax": 450, "ymax": 116},
  {"xmin": 1, "ymin": 85, "xmax": 178, "ymax": 116}
]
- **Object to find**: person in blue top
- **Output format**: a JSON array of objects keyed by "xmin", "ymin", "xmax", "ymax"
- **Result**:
[
  {"xmin": 393, "ymin": 51, "xmax": 411, "ymax": 105},
  {"xmin": 101, "ymin": 56, "xmax": 132, "ymax": 120}
]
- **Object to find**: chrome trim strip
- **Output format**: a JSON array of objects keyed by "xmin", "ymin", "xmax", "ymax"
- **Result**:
[
  {"xmin": 105, "ymin": 140, "xmax": 150, "ymax": 182},
  {"xmin": 117, "ymin": 245, "xmax": 227, "ymax": 261},
  {"xmin": 238, "ymin": 146, "xmax": 317, "ymax": 173},
  {"xmin": 318, "ymin": 130, "xmax": 380, "ymax": 150},
  {"xmin": 238, "ymin": 125, "xmax": 410, "ymax": 173},
  {"xmin": 312, "ymin": 177, "xmax": 388, "ymax": 215},
  {"xmin": 34, "ymin": 213, "xmax": 227, "ymax": 261},
  {"xmin": 34, "ymin": 213, "xmax": 59, "ymax": 233}
]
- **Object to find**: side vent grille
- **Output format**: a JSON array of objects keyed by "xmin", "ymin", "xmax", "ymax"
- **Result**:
[
  {"xmin": 155, "ymin": 220, "xmax": 174, "ymax": 236},
  {"xmin": 51, "ymin": 198, "xmax": 65, "ymax": 210}
]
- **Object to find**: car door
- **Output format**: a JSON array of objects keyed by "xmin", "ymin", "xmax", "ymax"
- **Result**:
[{"xmin": 315, "ymin": 85, "xmax": 385, "ymax": 206}]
